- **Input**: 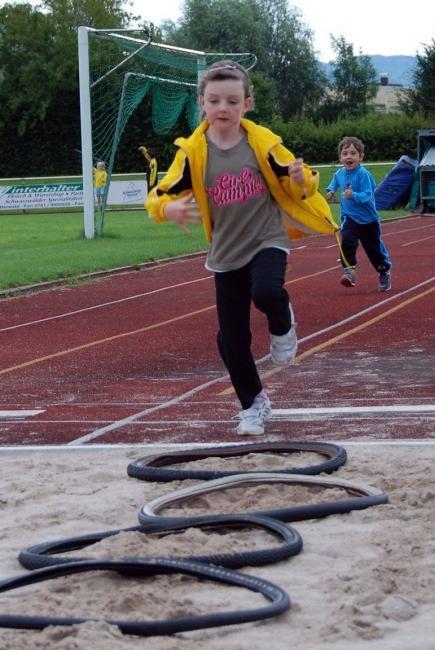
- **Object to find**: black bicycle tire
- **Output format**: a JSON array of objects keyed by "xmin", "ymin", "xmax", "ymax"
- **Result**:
[
  {"xmin": 18, "ymin": 515, "xmax": 303, "ymax": 571},
  {"xmin": 0, "ymin": 558, "xmax": 290, "ymax": 635},
  {"xmin": 138, "ymin": 472, "xmax": 389, "ymax": 531},
  {"xmin": 127, "ymin": 441, "xmax": 347, "ymax": 482}
]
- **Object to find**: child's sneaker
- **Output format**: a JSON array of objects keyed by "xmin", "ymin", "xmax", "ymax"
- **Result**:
[
  {"xmin": 270, "ymin": 303, "xmax": 298, "ymax": 366},
  {"xmin": 379, "ymin": 270, "xmax": 391, "ymax": 292},
  {"xmin": 340, "ymin": 267, "xmax": 356, "ymax": 287},
  {"xmin": 236, "ymin": 391, "xmax": 272, "ymax": 436}
]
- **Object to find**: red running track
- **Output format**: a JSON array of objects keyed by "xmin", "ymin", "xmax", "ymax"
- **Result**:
[{"xmin": 0, "ymin": 215, "xmax": 434, "ymax": 446}]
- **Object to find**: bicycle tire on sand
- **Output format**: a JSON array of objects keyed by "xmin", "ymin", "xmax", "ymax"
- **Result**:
[
  {"xmin": 127, "ymin": 441, "xmax": 347, "ymax": 482},
  {"xmin": 18, "ymin": 515, "xmax": 303, "ymax": 571},
  {"xmin": 0, "ymin": 558, "xmax": 290, "ymax": 636},
  {"xmin": 138, "ymin": 472, "xmax": 389, "ymax": 531}
]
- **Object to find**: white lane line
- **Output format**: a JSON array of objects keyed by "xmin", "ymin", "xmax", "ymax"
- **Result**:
[
  {"xmin": 287, "ymin": 276, "xmax": 434, "ymax": 347},
  {"xmin": 383, "ymin": 222, "xmax": 435, "ymax": 237},
  {"xmin": 301, "ymin": 220, "xmax": 435, "ymax": 250},
  {"xmin": 1, "ymin": 440, "xmax": 435, "ymax": 452},
  {"xmin": 69, "ymin": 276, "xmax": 434, "ymax": 444},
  {"xmin": 6, "ymin": 410, "xmax": 434, "ymax": 426},
  {"xmin": 67, "ymin": 377, "xmax": 226, "ymax": 445},
  {"xmin": 272, "ymin": 405, "xmax": 435, "ymax": 418},
  {"xmin": 0, "ymin": 275, "xmax": 212, "ymax": 333},
  {"xmin": 2, "ymin": 219, "xmax": 432, "ymax": 335},
  {"xmin": 402, "ymin": 235, "xmax": 435, "ymax": 247},
  {"xmin": 0, "ymin": 410, "xmax": 45, "ymax": 418}
]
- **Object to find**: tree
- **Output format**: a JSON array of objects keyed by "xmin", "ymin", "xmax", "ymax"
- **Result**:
[
  {"xmin": 259, "ymin": 0, "xmax": 327, "ymax": 120},
  {"xmin": 0, "ymin": 0, "xmax": 139, "ymax": 175},
  {"xmin": 161, "ymin": 0, "xmax": 269, "ymax": 60},
  {"xmin": 316, "ymin": 36, "xmax": 377, "ymax": 122},
  {"xmin": 0, "ymin": 3, "xmax": 58, "ymax": 136},
  {"xmin": 399, "ymin": 39, "xmax": 435, "ymax": 117},
  {"xmin": 248, "ymin": 71, "xmax": 279, "ymax": 122},
  {"xmin": 159, "ymin": 0, "xmax": 327, "ymax": 121}
]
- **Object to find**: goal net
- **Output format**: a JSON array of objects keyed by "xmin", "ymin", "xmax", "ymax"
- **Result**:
[{"xmin": 77, "ymin": 26, "xmax": 257, "ymax": 237}]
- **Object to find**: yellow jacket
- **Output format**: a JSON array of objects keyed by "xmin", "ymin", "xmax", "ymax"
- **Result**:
[
  {"xmin": 139, "ymin": 146, "xmax": 158, "ymax": 189},
  {"xmin": 146, "ymin": 118, "xmax": 338, "ymax": 242},
  {"xmin": 93, "ymin": 167, "xmax": 107, "ymax": 189}
]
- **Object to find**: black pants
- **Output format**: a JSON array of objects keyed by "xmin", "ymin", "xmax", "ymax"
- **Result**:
[
  {"xmin": 341, "ymin": 216, "xmax": 392, "ymax": 271},
  {"xmin": 214, "ymin": 248, "xmax": 291, "ymax": 410}
]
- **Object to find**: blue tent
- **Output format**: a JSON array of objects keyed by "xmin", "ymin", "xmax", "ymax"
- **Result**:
[{"xmin": 375, "ymin": 155, "xmax": 418, "ymax": 209}]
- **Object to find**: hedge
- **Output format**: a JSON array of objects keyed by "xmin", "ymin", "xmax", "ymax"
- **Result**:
[{"xmin": 268, "ymin": 113, "xmax": 434, "ymax": 163}]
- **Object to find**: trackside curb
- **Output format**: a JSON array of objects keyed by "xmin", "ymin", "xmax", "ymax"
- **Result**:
[{"xmin": 0, "ymin": 251, "xmax": 207, "ymax": 298}]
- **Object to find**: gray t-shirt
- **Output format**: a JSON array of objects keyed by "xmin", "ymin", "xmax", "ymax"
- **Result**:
[{"xmin": 204, "ymin": 134, "xmax": 289, "ymax": 272}]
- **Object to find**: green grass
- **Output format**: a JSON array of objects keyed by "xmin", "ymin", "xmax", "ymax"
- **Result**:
[
  {"xmin": 0, "ymin": 211, "xmax": 207, "ymax": 290},
  {"xmin": 0, "ymin": 163, "xmax": 412, "ymax": 291}
]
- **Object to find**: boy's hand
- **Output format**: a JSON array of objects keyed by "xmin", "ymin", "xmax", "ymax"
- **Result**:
[
  {"xmin": 326, "ymin": 191, "xmax": 335, "ymax": 202},
  {"xmin": 344, "ymin": 185, "xmax": 353, "ymax": 199},
  {"xmin": 288, "ymin": 158, "xmax": 305, "ymax": 185},
  {"xmin": 163, "ymin": 192, "xmax": 201, "ymax": 234}
]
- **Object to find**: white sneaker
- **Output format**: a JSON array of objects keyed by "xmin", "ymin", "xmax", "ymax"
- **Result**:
[
  {"xmin": 270, "ymin": 303, "xmax": 298, "ymax": 365},
  {"xmin": 236, "ymin": 391, "xmax": 272, "ymax": 436},
  {"xmin": 340, "ymin": 266, "xmax": 356, "ymax": 287}
]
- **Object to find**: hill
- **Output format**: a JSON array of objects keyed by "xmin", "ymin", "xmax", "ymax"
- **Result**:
[{"xmin": 321, "ymin": 55, "xmax": 416, "ymax": 86}]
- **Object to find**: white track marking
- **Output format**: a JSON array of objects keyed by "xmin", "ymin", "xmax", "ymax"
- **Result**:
[
  {"xmin": 0, "ymin": 252, "xmax": 207, "ymax": 298},
  {"xmin": 3, "ymin": 222, "xmax": 433, "ymax": 442},
  {"xmin": 3, "ymin": 279, "xmax": 432, "ymax": 439},
  {"xmin": 0, "ymin": 275, "xmax": 212, "ymax": 333},
  {"xmin": 1, "ymin": 440, "xmax": 435, "ymax": 453},
  {"xmin": 2, "ymin": 220, "xmax": 433, "ymax": 334},
  {"xmin": 383, "ymin": 222, "xmax": 435, "ymax": 235},
  {"xmin": 0, "ymin": 410, "xmax": 45, "ymax": 418},
  {"xmin": 67, "ymin": 377, "xmax": 228, "ymax": 445},
  {"xmin": 299, "ymin": 221, "xmax": 434, "ymax": 249},
  {"xmin": 10, "ymin": 403, "xmax": 435, "ymax": 426},
  {"xmin": 259, "ymin": 276, "xmax": 434, "ymax": 352},
  {"xmin": 272, "ymin": 405, "xmax": 435, "ymax": 418},
  {"xmin": 402, "ymin": 234, "xmax": 435, "ymax": 246},
  {"xmin": 67, "ymin": 277, "xmax": 434, "ymax": 444}
]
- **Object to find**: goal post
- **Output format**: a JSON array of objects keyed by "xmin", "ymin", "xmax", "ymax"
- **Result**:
[
  {"xmin": 77, "ymin": 26, "xmax": 257, "ymax": 238},
  {"xmin": 77, "ymin": 26, "xmax": 94, "ymax": 239}
]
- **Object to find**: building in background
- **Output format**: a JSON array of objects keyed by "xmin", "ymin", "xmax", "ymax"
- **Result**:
[{"xmin": 372, "ymin": 73, "xmax": 405, "ymax": 113}]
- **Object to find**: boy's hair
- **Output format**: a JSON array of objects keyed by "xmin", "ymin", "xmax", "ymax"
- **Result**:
[
  {"xmin": 96, "ymin": 161, "xmax": 106, "ymax": 169},
  {"xmin": 198, "ymin": 60, "xmax": 254, "ymax": 101},
  {"xmin": 338, "ymin": 136, "xmax": 365, "ymax": 157}
]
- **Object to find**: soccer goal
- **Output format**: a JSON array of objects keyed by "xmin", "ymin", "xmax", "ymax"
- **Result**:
[{"xmin": 77, "ymin": 26, "xmax": 257, "ymax": 238}]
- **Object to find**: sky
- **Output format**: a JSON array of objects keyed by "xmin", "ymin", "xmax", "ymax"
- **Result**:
[
  {"xmin": 9, "ymin": 0, "xmax": 434, "ymax": 61},
  {"xmin": 133, "ymin": 0, "xmax": 435, "ymax": 61}
]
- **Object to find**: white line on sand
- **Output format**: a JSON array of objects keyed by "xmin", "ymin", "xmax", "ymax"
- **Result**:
[{"xmin": 1, "ymin": 440, "xmax": 435, "ymax": 452}]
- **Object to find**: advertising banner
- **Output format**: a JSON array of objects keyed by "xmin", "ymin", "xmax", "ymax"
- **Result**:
[
  {"xmin": 0, "ymin": 180, "xmax": 147, "ymax": 211},
  {"xmin": 0, "ymin": 182, "xmax": 83, "ymax": 211},
  {"xmin": 107, "ymin": 180, "xmax": 147, "ymax": 205}
]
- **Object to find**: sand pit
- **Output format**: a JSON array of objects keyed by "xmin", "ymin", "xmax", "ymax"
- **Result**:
[{"xmin": 0, "ymin": 442, "xmax": 434, "ymax": 649}]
